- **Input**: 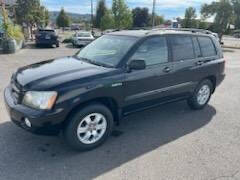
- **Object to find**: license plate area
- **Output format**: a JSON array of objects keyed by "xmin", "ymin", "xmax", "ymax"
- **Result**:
[{"xmin": 45, "ymin": 35, "xmax": 51, "ymax": 39}]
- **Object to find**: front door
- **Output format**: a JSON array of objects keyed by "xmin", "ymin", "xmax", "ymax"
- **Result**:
[{"xmin": 123, "ymin": 36, "xmax": 174, "ymax": 113}]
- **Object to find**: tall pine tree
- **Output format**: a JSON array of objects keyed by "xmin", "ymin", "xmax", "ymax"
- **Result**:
[{"xmin": 96, "ymin": 0, "xmax": 107, "ymax": 28}]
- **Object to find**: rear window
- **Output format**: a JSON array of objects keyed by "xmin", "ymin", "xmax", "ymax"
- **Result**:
[
  {"xmin": 38, "ymin": 29, "xmax": 55, "ymax": 34},
  {"xmin": 198, "ymin": 37, "xmax": 217, "ymax": 57},
  {"xmin": 170, "ymin": 35, "xmax": 195, "ymax": 61}
]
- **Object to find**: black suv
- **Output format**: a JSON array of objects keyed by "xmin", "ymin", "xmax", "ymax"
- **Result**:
[
  {"xmin": 4, "ymin": 29, "xmax": 225, "ymax": 151},
  {"xmin": 35, "ymin": 29, "xmax": 59, "ymax": 47}
]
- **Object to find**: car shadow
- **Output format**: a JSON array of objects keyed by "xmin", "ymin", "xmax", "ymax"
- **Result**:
[{"xmin": 0, "ymin": 101, "xmax": 216, "ymax": 179}]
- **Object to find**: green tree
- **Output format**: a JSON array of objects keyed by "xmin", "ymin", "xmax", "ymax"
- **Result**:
[
  {"xmin": 155, "ymin": 15, "xmax": 164, "ymax": 26},
  {"xmin": 198, "ymin": 20, "xmax": 208, "ymax": 29},
  {"xmin": 201, "ymin": 0, "xmax": 233, "ymax": 39},
  {"xmin": 112, "ymin": 0, "xmax": 133, "ymax": 29},
  {"xmin": 56, "ymin": 8, "xmax": 71, "ymax": 30},
  {"xmin": 15, "ymin": 0, "xmax": 49, "ymax": 38},
  {"xmin": 232, "ymin": 0, "xmax": 240, "ymax": 29},
  {"xmin": 182, "ymin": 7, "xmax": 197, "ymax": 28},
  {"xmin": 132, "ymin": 7, "xmax": 149, "ymax": 27},
  {"xmin": 96, "ymin": 0, "xmax": 107, "ymax": 28},
  {"xmin": 100, "ymin": 10, "xmax": 114, "ymax": 30},
  {"xmin": 35, "ymin": 6, "xmax": 49, "ymax": 27}
]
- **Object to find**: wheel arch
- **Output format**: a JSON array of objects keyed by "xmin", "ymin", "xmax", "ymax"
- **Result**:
[
  {"xmin": 204, "ymin": 75, "xmax": 217, "ymax": 93},
  {"xmin": 63, "ymin": 97, "xmax": 121, "ymax": 127}
]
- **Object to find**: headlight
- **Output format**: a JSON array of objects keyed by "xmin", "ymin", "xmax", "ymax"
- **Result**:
[{"xmin": 23, "ymin": 91, "xmax": 58, "ymax": 110}]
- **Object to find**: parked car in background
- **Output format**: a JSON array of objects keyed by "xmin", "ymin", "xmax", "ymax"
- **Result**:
[
  {"xmin": 233, "ymin": 30, "xmax": 240, "ymax": 38},
  {"xmin": 35, "ymin": 29, "xmax": 59, "ymax": 48},
  {"xmin": 72, "ymin": 31, "xmax": 95, "ymax": 47},
  {"xmin": 4, "ymin": 29, "xmax": 225, "ymax": 151},
  {"xmin": 64, "ymin": 27, "xmax": 71, "ymax": 31},
  {"xmin": 103, "ymin": 29, "xmax": 116, "ymax": 35},
  {"xmin": 93, "ymin": 31, "xmax": 102, "ymax": 38}
]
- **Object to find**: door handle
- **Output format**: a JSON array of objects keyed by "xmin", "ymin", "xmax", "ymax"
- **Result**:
[
  {"xmin": 196, "ymin": 61, "xmax": 204, "ymax": 66},
  {"xmin": 163, "ymin": 67, "xmax": 171, "ymax": 73}
]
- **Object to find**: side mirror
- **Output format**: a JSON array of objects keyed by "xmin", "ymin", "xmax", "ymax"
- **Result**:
[{"xmin": 128, "ymin": 60, "xmax": 146, "ymax": 71}]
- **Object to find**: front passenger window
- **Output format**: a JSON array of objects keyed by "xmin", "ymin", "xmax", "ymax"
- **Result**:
[{"xmin": 131, "ymin": 37, "xmax": 168, "ymax": 66}]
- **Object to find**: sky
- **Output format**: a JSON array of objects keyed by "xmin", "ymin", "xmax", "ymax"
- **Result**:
[{"xmin": 41, "ymin": 0, "xmax": 215, "ymax": 20}]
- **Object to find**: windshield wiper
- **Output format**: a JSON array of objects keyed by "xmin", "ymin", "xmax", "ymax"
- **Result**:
[{"xmin": 77, "ymin": 57, "xmax": 113, "ymax": 68}]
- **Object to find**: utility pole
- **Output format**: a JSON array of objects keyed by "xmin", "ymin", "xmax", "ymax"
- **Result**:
[
  {"xmin": 152, "ymin": 0, "xmax": 156, "ymax": 28},
  {"xmin": 91, "ymin": 0, "xmax": 94, "ymax": 33}
]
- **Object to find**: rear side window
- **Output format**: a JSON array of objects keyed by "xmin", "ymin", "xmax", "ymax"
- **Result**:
[
  {"xmin": 170, "ymin": 36, "xmax": 195, "ymax": 61},
  {"xmin": 131, "ymin": 36, "xmax": 168, "ymax": 66},
  {"xmin": 198, "ymin": 37, "xmax": 217, "ymax": 57}
]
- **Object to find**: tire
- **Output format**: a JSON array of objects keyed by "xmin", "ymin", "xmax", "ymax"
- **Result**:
[
  {"xmin": 56, "ymin": 43, "xmax": 60, "ymax": 47},
  {"xmin": 63, "ymin": 104, "xmax": 114, "ymax": 151},
  {"xmin": 187, "ymin": 79, "xmax": 213, "ymax": 110}
]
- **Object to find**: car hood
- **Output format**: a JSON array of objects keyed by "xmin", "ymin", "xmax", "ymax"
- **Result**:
[{"xmin": 14, "ymin": 56, "xmax": 112, "ymax": 90}]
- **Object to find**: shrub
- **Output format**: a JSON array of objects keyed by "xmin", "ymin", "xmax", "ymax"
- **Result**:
[{"xmin": 1, "ymin": 6, "xmax": 24, "ymax": 42}]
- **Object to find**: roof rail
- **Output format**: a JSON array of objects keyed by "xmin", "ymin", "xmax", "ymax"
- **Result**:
[{"xmin": 151, "ymin": 28, "xmax": 213, "ymax": 35}]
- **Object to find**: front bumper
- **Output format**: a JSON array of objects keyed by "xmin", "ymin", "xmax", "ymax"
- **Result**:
[{"xmin": 4, "ymin": 86, "xmax": 67, "ymax": 135}]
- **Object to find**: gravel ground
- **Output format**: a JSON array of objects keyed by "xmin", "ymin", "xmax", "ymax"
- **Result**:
[{"xmin": 0, "ymin": 45, "xmax": 240, "ymax": 180}]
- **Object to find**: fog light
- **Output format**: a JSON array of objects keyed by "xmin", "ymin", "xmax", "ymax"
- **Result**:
[{"xmin": 24, "ymin": 118, "xmax": 31, "ymax": 128}]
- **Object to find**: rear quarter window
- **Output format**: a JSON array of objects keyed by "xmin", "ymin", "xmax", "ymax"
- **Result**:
[{"xmin": 198, "ymin": 36, "xmax": 217, "ymax": 57}]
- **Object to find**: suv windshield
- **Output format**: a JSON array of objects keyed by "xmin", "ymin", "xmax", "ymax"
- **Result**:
[{"xmin": 76, "ymin": 35, "xmax": 138, "ymax": 67}]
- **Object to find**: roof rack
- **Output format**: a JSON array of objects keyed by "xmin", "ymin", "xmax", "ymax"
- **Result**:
[{"xmin": 151, "ymin": 28, "xmax": 213, "ymax": 35}]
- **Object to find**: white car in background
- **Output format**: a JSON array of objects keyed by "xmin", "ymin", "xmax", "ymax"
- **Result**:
[{"xmin": 72, "ymin": 31, "xmax": 95, "ymax": 47}]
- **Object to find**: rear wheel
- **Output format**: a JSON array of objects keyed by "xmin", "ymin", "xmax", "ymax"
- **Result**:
[
  {"xmin": 63, "ymin": 104, "xmax": 114, "ymax": 151},
  {"xmin": 188, "ymin": 80, "xmax": 213, "ymax": 110}
]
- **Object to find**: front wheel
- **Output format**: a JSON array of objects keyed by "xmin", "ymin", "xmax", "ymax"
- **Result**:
[
  {"xmin": 63, "ymin": 104, "xmax": 114, "ymax": 151},
  {"xmin": 188, "ymin": 80, "xmax": 213, "ymax": 110}
]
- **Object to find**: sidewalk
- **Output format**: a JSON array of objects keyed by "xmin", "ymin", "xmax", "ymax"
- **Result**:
[{"xmin": 223, "ymin": 36, "xmax": 240, "ymax": 49}]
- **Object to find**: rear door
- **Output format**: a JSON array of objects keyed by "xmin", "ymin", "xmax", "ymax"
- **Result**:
[
  {"xmin": 167, "ymin": 34, "xmax": 200, "ymax": 97},
  {"xmin": 168, "ymin": 34, "xmax": 219, "ymax": 98}
]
